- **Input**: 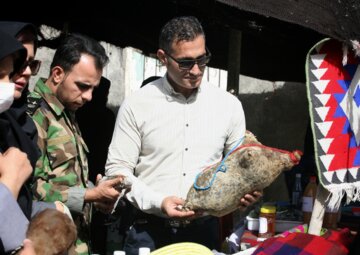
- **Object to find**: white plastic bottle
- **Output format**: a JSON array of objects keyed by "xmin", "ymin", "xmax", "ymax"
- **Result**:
[
  {"xmin": 113, "ymin": 251, "xmax": 126, "ymax": 255},
  {"xmin": 138, "ymin": 247, "xmax": 151, "ymax": 255}
]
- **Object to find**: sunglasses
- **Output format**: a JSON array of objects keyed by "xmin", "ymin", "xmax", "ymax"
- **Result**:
[
  {"xmin": 164, "ymin": 48, "xmax": 211, "ymax": 70},
  {"xmin": 20, "ymin": 59, "xmax": 41, "ymax": 76}
]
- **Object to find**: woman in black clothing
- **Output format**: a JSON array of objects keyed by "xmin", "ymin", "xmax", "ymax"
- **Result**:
[
  {"xmin": 0, "ymin": 22, "xmax": 53, "ymax": 221},
  {"xmin": 0, "ymin": 27, "xmax": 35, "ymax": 254}
]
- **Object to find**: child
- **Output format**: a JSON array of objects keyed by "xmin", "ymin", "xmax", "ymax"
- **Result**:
[{"xmin": 26, "ymin": 209, "xmax": 77, "ymax": 255}]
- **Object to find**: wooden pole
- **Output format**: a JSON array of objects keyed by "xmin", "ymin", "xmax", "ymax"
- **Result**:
[
  {"xmin": 227, "ymin": 28, "xmax": 242, "ymax": 95},
  {"xmin": 308, "ymin": 184, "xmax": 329, "ymax": 235}
]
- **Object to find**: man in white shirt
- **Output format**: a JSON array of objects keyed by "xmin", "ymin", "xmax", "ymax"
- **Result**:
[{"xmin": 106, "ymin": 16, "xmax": 262, "ymax": 255}]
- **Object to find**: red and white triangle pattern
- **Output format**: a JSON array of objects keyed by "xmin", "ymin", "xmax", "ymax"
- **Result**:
[{"xmin": 309, "ymin": 41, "xmax": 360, "ymax": 184}]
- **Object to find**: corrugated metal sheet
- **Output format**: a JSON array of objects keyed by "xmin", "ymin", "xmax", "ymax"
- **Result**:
[{"xmin": 216, "ymin": 0, "xmax": 360, "ymax": 42}]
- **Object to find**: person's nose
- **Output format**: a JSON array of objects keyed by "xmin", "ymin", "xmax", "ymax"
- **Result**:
[
  {"xmin": 22, "ymin": 65, "xmax": 32, "ymax": 77},
  {"xmin": 189, "ymin": 63, "xmax": 202, "ymax": 75},
  {"xmin": 82, "ymin": 89, "xmax": 93, "ymax": 102}
]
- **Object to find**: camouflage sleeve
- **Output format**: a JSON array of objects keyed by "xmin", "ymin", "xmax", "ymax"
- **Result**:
[{"xmin": 31, "ymin": 107, "xmax": 86, "ymax": 214}]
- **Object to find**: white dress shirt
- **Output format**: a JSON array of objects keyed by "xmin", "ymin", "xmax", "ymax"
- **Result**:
[{"xmin": 106, "ymin": 75, "xmax": 246, "ymax": 216}]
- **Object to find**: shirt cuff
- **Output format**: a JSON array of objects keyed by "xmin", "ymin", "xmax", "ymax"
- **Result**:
[
  {"xmin": 87, "ymin": 180, "xmax": 95, "ymax": 188},
  {"xmin": 31, "ymin": 201, "xmax": 56, "ymax": 218},
  {"xmin": 66, "ymin": 187, "xmax": 86, "ymax": 214},
  {"xmin": 149, "ymin": 193, "xmax": 167, "ymax": 217}
]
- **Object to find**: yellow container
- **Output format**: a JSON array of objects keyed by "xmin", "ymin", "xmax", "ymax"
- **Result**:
[{"xmin": 258, "ymin": 205, "xmax": 276, "ymax": 239}]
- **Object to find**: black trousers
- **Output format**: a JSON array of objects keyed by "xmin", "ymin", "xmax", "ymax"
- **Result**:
[{"xmin": 123, "ymin": 212, "xmax": 220, "ymax": 255}]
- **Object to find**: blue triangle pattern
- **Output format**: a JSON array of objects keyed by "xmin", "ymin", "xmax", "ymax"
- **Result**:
[
  {"xmin": 353, "ymin": 85, "xmax": 360, "ymax": 107},
  {"xmin": 342, "ymin": 120, "xmax": 351, "ymax": 135},
  {"xmin": 350, "ymin": 135, "xmax": 358, "ymax": 147},
  {"xmin": 334, "ymin": 105, "xmax": 347, "ymax": 118},
  {"xmin": 337, "ymin": 79, "xmax": 351, "ymax": 92},
  {"xmin": 333, "ymin": 93, "xmax": 346, "ymax": 105}
]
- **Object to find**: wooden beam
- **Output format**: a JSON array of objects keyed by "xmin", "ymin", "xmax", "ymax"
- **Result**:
[{"xmin": 227, "ymin": 28, "xmax": 242, "ymax": 94}]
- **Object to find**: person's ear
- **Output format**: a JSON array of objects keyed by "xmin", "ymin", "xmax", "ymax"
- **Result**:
[
  {"xmin": 51, "ymin": 66, "xmax": 65, "ymax": 84},
  {"xmin": 157, "ymin": 49, "xmax": 167, "ymax": 66}
]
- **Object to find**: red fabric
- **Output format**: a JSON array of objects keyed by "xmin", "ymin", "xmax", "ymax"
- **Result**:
[
  {"xmin": 240, "ymin": 230, "xmax": 261, "ymax": 248},
  {"xmin": 252, "ymin": 228, "xmax": 353, "ymax": 255}
]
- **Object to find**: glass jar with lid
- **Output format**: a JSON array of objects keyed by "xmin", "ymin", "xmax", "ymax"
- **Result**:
[{"xmin": 258, "ymin": 204, "xmax": 276, "ymax": 240}]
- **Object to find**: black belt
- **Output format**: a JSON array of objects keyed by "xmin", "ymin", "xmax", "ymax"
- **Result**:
[{"xmin": 134, "ymin": 210, "xmax": 213, "ymax": 228}]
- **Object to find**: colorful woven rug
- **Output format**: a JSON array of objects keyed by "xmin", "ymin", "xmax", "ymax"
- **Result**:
[
  {"xmin": 252, "ymin": 228, "xmax": 353, "ymax": 255},
  {"xmin": 306, "ymin": 38, "xmax": 360, "ymax": 209}
]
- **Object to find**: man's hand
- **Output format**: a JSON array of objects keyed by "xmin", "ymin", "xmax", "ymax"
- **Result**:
[
  {"xmin": 161, "ymin": 196, "xmax": 195, "ymax": 218},
  {"xmin": 238, "ymin": 190, "xmax": 263, "ymax": 212},
  {"xmin": 0, "ymin": 147, "xmax": 32, "ymax": 198},
  {"xmin": 84, "ymin": 174, "xmax": 124, "ymax": 203}
]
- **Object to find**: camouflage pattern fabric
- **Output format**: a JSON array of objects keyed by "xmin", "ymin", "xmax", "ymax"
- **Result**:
[{"xmin": 27, "ymin": 78, "xmax": 91, "ymax": 254}]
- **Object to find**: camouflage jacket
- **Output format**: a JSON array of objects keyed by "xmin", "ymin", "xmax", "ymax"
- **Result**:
[{"xmin": 27, "ymin": 78, "xmax": 91, "ymax": 220}]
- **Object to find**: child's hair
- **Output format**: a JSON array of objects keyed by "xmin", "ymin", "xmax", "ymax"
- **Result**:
[{"xmin": 26, "ymin": 208, "xmax": 77, "ymax": 255}]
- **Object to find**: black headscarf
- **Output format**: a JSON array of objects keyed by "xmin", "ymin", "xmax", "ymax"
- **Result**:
[
  {"xmin": 0, "ymin": 22, "xmax": 38, "ymax": 107},
  {"xmin": 0, "ymin": 29, "xmax": 26, "ymax": 74},
  {"xmin": 0, "ymin": 22, "xmax": 38, "ymax": 52},
  {"xmin": 0, "ymin": 22, "xmax": 39, "ymax": 220}
]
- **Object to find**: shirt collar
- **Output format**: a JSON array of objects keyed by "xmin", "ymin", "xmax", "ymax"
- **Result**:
[
  {"xmin": 162, "ymin": 74, "xmax": 202, "ymax": 103},
  {"xmin": 34, "ymin": 78, "xmax": 65, "ymax": 116}
]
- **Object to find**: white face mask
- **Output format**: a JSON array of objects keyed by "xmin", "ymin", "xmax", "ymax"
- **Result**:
[{"xmin": 0, "ymin": 82, "xmax": 15, "ymax": 113}]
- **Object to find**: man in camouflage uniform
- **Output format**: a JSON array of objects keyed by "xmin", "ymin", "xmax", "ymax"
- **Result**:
[{"xmin": 27, "ymin": 33, "xmax": 124, "ymax": 255}]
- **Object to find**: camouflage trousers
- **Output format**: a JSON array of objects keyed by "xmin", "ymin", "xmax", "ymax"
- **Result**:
[
  {"xmin": 75, "ymin": 237, "xmax": 89, "ymax": 255},
  {"xmin": 74, "ymin": 205, "xmax": 91, "ymax": 255}
]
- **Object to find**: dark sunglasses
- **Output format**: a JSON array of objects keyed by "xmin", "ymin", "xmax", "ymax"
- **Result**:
[
  {"xmin": 164, "ymin": 48, "xmax": 211, "ymax": 70},
  {"xmin": 20, "ymin": 59, "xmax": 41, "ymax": 76}
]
